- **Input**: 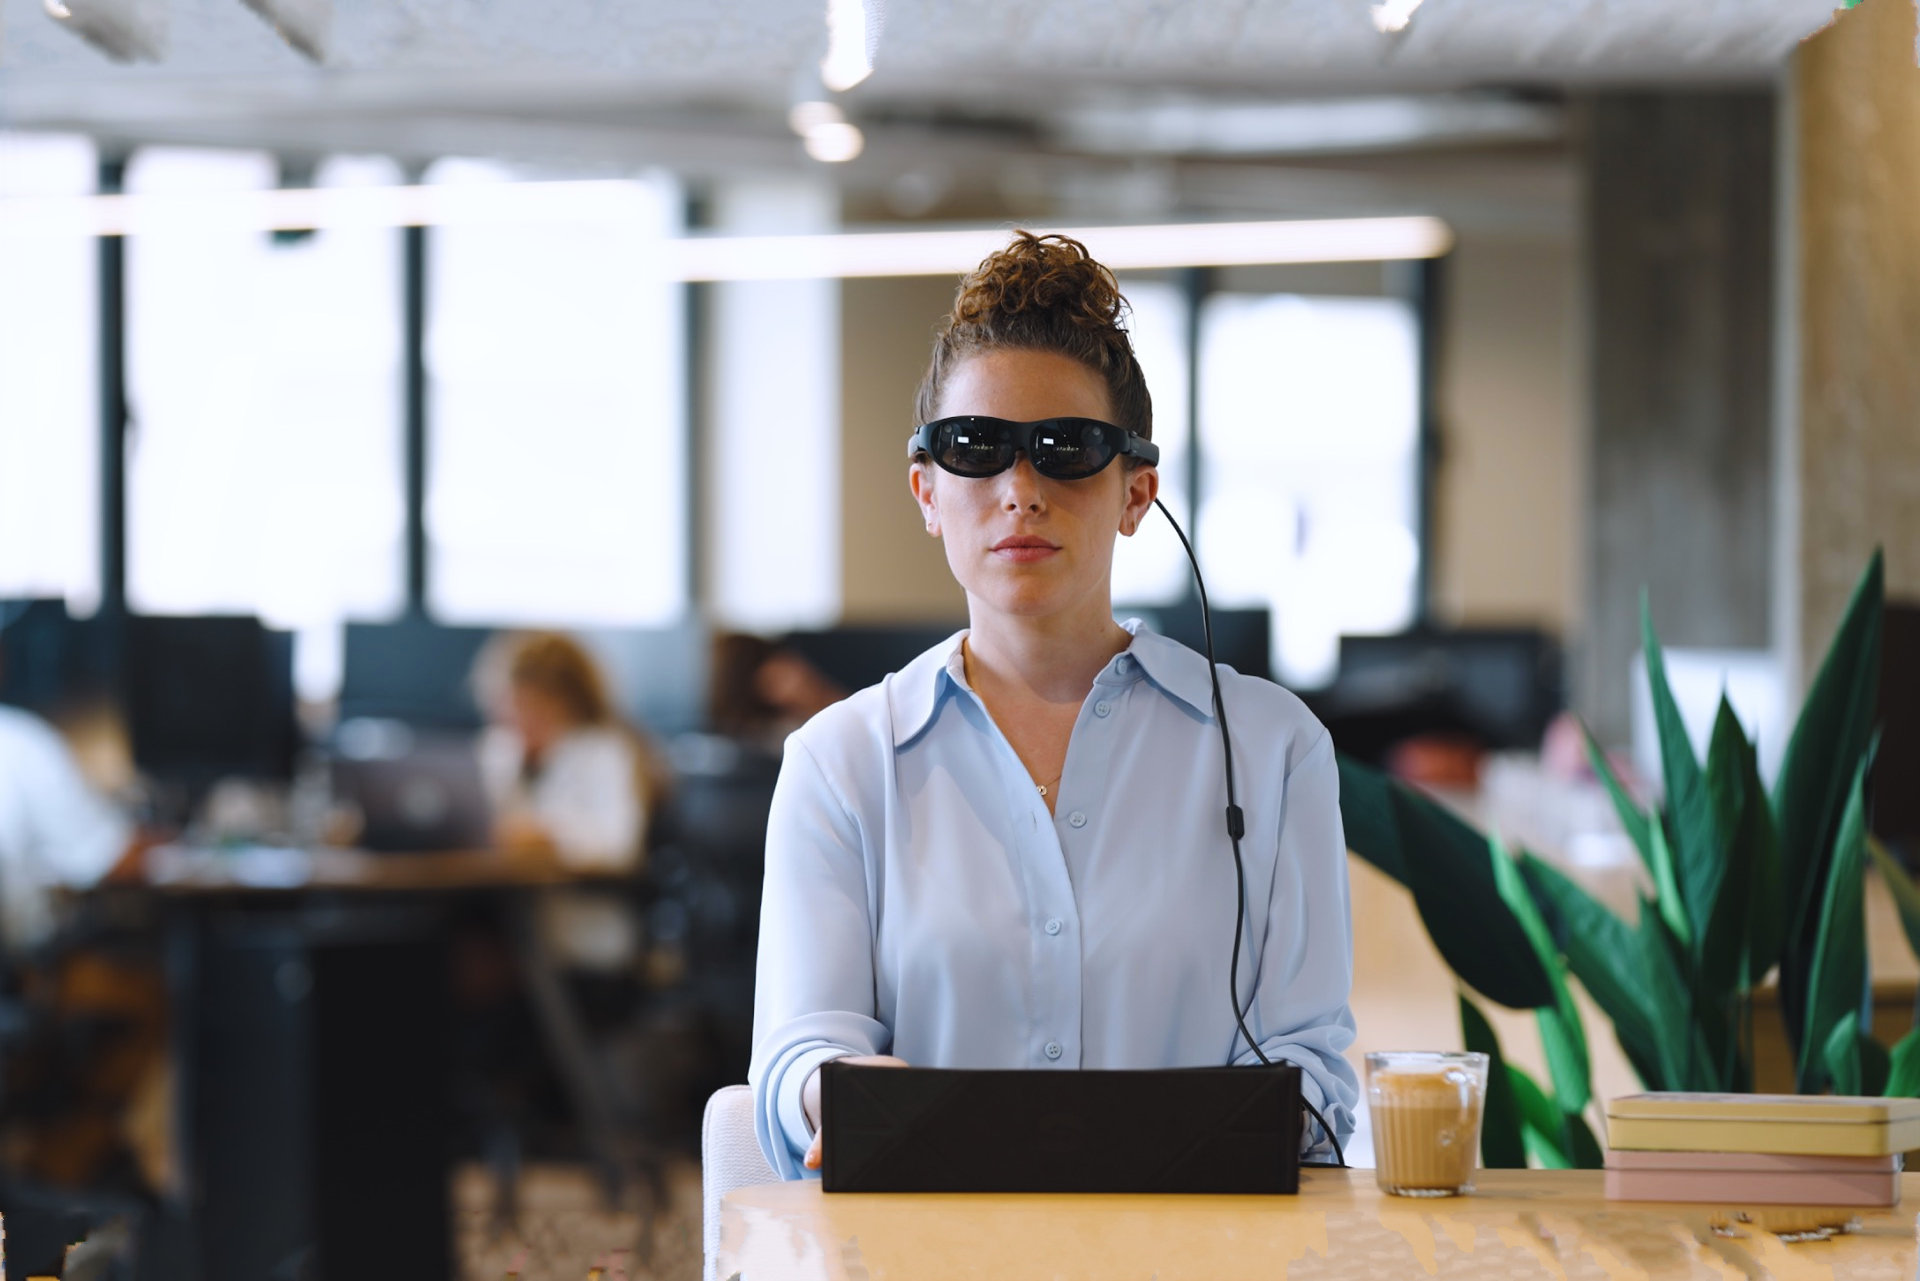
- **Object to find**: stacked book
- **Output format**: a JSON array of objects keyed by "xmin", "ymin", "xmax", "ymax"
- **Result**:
[{"xmin": 1604, "ymin": 1093, "xmax": 1920, "ymax": 1206}]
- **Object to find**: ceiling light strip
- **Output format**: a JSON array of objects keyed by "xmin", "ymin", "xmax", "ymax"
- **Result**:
[
  {"xmin": 666, "ymin": 217, "xmax": 1453, "ymax": 280},
  {"xmin": 0, "ymin": 180, "xmax": 1452, "ymax": 273}
]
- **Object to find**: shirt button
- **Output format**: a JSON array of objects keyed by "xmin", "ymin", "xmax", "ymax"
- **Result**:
[
  {"xmin": 1044, "ymin": 1041, "xmax": 1063, "ymax": 1060},
  {"xmin": 1094, "ymin": 700, "xmax": 1111, "ymax": 718},
  {"xmin": 1068, "ymin": 810, "xmax": 1087, "ymax": 828},
  {"xmin": 1115, "ymin": 656, "xmax": 1134, "ymax": 674},
  {"xmin": 1045, "ymin": 917, "xmax": 1062, "ymax": 936}
]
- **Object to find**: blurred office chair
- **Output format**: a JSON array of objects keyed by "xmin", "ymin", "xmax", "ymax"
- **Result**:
[{"xmin": 701, "ymin": 1084, "xmax": 777, "ymax": 1281}]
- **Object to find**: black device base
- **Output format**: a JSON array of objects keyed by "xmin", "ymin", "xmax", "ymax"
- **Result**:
[{"xmin": 821, "ymin": 1062, "xmax": 1302, "ymax": 1194}]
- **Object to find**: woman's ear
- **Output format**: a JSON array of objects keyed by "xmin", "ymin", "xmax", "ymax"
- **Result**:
[
  {"xmin": 909, "ymin": 461, "xmax": 941, "ymax": 536},
  {"xmin": 1119, "ymin": 464, "xmax": 1159, "ymax": 537}
]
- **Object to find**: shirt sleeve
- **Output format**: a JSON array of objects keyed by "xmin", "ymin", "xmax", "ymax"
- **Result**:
[
  {"xmin": 25, "ymin": 722, "xmax": 129, "ymax": 891},
  {"xmin": 1232, "ymin": 729, "xmax": 1360, "ymax": 1161},
  {"xmin": 748, "ymin": 733, "xmax": 890, "ymax": 1180}
]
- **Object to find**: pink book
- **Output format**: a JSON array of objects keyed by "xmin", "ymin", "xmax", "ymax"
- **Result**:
[{"xmin": 1604, "ymin": 1149, "xmax": 1902, "ymax": 1206}]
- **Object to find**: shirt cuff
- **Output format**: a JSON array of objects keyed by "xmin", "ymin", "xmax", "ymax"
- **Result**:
[{"xmin": 777, "ymin": 1045, "xmax": 853, "ymax": 1157}]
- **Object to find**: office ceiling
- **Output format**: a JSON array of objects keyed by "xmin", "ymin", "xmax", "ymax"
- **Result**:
[{"xmin": 0, "ymin": 0, "xmax": 1839, "ymax": 228}]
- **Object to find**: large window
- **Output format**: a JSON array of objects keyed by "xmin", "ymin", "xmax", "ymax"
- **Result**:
[
  {"xmin": 424, "ymin": 159, "xmax": 685, "ymax": 629},
  {"xmin": 1197, "ymin": 292, "xmax": 1421, "ymax": 688},
  {"xmin": 124, "ymin": 148, "xmax": 407, "ymax": 699},
  {"xmin": 0, "ymin": 133, "xmax": 99, "ymax": 610}
]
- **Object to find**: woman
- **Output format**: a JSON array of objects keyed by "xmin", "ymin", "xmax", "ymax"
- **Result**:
[
  {"xmin": 749, "ymin": 233, "xmax": 1357, "ymax": 1180},
  {"xmin": 475, "ymin": 631, "xmax": 668, "ymax": 871}
]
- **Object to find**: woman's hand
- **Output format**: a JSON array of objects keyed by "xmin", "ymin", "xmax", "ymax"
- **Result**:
[{"xmin": 802, "ymin": 1054, "xmax": 909, "ymax": 1171}]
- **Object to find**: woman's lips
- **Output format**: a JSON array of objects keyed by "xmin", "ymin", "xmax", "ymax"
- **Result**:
[{"xmin": 992, "ymin": 537, "xmax": 1059, "ymax": 564}]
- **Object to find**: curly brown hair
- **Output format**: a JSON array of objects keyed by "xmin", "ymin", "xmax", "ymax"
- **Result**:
[{"xmin": 913, "ymin": 231, "xmax": 1153, "ymax": 446}]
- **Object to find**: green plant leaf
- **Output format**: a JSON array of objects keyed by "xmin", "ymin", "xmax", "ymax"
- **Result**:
[
  {"xmin": 1564, "ymin": 1112, "xmax": 1606, "ymax": 1169},
  {"xmin": 1884, "ymin": 1029, "xmax": 1920, "ymax": 1097},
  {"xmin": 1506, "ymin": 1066, "xmax": 1569, "ymax": 1169},
  {"xmin": 1491, "ymin": 834, "xmax": 1591, "ymax": 1111},
  {"xmin": 1862, "ymin": 1031, "xmax": 1891, "ymax": 1097},
  {"xmin": 1824, "ymin": 1010, "xmax": 1863, "ymax": 1096},
  {"xmin": 1519, "ymin": 855, "xmax": 1663, "ymax": 1085},
  {"xmin": 1737, "ymin": 733, "xmax": 1786, "ymax": 987},
  {"xmin": 1648, "ymin": 820, "xmax": 1691, "ymax": 949},
  {"xmin": 1775, "ymin": 551, "xmax": 1884, "ymax": 1049},
  {"xmin": 1460, "ymin": 995, "xmax": 1528, "ymax": 1169},
  {"xmin": 1338, "ymin": 756, "xmax": 1554, "ymax": 1009},
  {"xmin": 1337, "ymin": 754, "xmax": 1406, "ymax": 884},
  {"xmin": 1643, "ymin": 595, "xmax": 1723, "ymax": 949},
  {"xmin": 1800, "ymin": 757, "xmax": 1875, "ymax": 1093},
  {"xmin": 1866, "ymin": 835, "xmax": 1920, "ymax": 968},
  {"xmin": 1695, "ymin": 698, "xmax": 1754, "ymax": 999},
  {"xmin": 1581, "ymin": 722, "xmax": 1656, "ymax": 872},
  {"xmin": 1388, "ymin": 782, "xmax": 1557, "ymax": 1009},
  {"xmin": 1633, "ymin": 898, "xmax": 1697, "ymax": 1088}
]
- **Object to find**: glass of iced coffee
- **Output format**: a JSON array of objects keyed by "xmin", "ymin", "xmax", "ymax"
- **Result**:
[{"xmin": 1364, "ymin": 1051, "xmax": 1490, "ymax": 1197}]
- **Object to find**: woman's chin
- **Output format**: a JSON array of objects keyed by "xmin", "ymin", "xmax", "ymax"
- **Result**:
[{"xmin": 967, "ymin": 579, "xmax": 1085, "ymax": 621}]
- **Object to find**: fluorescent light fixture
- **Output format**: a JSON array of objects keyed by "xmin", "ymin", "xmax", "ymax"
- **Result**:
[
  {"xmin": 43, "ymin": 0, "xmax": 166, "ymax": 61},
  {"xmin": 0, "ymin": 182, "xmax": 1452, "ymax": 277},
  {"xmin": 802, "ymin": 122, "xmax": 865, "ymax": 163},
  {"xmin": 1057, "ymin": 93, "xmax": 1563, "ymax": 158},
  {"xmin": 788, "ymin": 101, "xmax": 846, "ymax": 135},
  {"xmin": 788, "ymin": 100, "xmax": 865, "ymax": 164},
  {"xmin": 239, "ymin": 0, "xmax": 329, "ymax": 61},
  {"xmin": 821, "ymin": 0, "xmax": 880, "ymax": 93},
  {"xmin": 1370, "ymin": 0, "xmax": 1423, "ymax": 34},
  {"xmin": 664, "ymin": 217, "xmax": 1453, "ymax": 280}
]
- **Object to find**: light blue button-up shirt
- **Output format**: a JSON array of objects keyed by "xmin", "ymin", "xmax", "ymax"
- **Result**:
[{"xmin": 748, "ymin": 621, "xmax": 1358, "ymax": 1180}]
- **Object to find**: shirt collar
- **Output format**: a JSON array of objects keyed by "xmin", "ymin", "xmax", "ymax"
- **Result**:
[{"xmin": 886, "ymin": 618, "xmax": 1218, "ymax": 748}]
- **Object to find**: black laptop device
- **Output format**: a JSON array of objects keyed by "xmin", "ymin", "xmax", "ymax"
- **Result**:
[{"xmin": 820, "ymin": 1061, "xmax": 1302, "ymax": 1194}]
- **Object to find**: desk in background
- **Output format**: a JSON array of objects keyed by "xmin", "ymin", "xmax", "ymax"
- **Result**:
[
  {"xmin": 721, "ymin": 1168, "xmax": 1920, "ymax": 1280},
  {"xmin": 106, "ymin": 846, "xmax": 634, "ymax": 1281}
]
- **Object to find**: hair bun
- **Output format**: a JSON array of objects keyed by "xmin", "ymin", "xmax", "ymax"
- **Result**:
[
  {"xmin": 914, "ymin": 230, "xmax": 1153, "ymax": 442},
  {"xmin": 952, "ymin": 231, "xmax": 1129, "ymax": 334}
]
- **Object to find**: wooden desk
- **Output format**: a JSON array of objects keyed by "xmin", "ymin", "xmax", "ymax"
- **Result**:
[
  {"xmin": 719, "ymin": 1169, "xmax": 1920, "ymax": 1280},
  {"xmin": 100, "ymin": 844, "xmax": 637, "ymax": 1279},
  {"xmin": 140, "ymin": 843, "xmax": 603, "ymax": 894}
]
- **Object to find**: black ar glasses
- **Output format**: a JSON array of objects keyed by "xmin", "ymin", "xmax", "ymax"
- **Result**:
[{"xmin": 908, "ymin": 416, "xmax": 1160, "ymax": 481}]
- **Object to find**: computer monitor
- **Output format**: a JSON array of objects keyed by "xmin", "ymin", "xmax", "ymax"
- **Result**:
[
  {"xmin": 1128, "ymin": 601, "xmax": 1273, "ymax": 683},
  {"xmin": 0, "ymin": 598, "xmax": 76, "ymax": 713},
  {"xmin": 1314, "ymin": 627, "xmax": 1564, "ymax": 763},
  {"xmin": 339, "ymin": 620, "xmax": 495, "ymax": 729},
  {"xmin": 780, "ymin": 623, "xmax": 968, "ymax": 697},
  {"xmin": 576, "ymin": 621, "xmax": 710, "ymax": 738},
  {"xmin": 125, "ymin": 614, "xmax": 298, "ymax": 793}
]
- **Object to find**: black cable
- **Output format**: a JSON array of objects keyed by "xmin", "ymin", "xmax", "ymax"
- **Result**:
[{"xmin": 1154, "ymin": 498, "xmax": 1347, "ymax": 1170}]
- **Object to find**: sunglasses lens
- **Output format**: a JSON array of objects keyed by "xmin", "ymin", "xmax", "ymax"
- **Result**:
[
  {"xmin": 936, "ymin": 421, "xmax": 1012, "ymax": 476},
  {"xmin": 1031, "ymin": 421, "xmax": 1115, "ymax": 479}
]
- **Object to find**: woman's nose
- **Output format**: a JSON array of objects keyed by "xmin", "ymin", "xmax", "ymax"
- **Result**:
[{"xmin": 1000, "ymin": 454, "xmax": 1046, "ymax": 512}]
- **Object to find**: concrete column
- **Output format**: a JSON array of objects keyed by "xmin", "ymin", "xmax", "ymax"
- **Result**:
[
  {"xmin": 1787, "ymin": 0, "xmax": 1920, "ymax": 679},
  {"xmin": 1582, "ymin": 92, "xmax": 1777, "ymax": 744}
]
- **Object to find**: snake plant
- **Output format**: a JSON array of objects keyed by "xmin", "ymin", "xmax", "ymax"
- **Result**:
[{"xmin": 1340, "ymin": 551, "xmax": 1892, "ymax": 1166}]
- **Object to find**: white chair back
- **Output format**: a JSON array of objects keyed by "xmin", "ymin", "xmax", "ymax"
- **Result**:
[{"xmin": 702, "ymin": 1084, "xmax": 780, "ymax": 1281}]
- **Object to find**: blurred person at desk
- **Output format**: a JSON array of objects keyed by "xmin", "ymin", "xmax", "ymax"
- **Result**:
[
  {"xmin": 0, "ymin": 647, "xmax": 166, "ymax": 1193},
  {"xmin": 750, "ymin": 232, "xmax": 1358, "ymax": 1181},
  {"xmin": 475, "ymin": 631, "xmax": 669, "ymax": 872},
  {"xmin": 473, "ymin": 632, "xmax": 671, "ymax": 969},
  {"xmin": 708, "ymin": 632, "xmax": 848, "ymax": 753},
  {"xmin": 0, "ymin": 701, "xmax": 141, "ymax": 952}
]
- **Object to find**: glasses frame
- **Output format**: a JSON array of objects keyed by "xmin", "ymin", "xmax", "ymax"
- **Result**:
[{"xmin": 907, "ymin": 416, "xmax": 1160, "ymax": 481}]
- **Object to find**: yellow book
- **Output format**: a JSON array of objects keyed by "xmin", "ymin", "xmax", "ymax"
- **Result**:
[{"xmin": 1606, "ymin": 1093, "xmax": 1920, "ymax": 1156}]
